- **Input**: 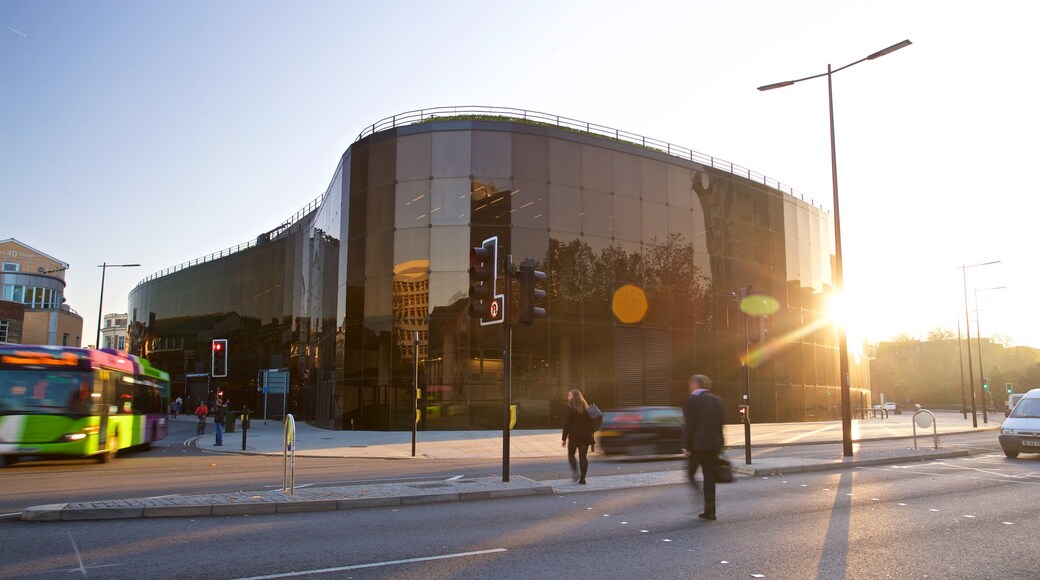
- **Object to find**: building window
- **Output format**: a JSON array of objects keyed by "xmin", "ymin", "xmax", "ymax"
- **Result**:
[
  {"xmin": 62, "ymin": 333, "xmax": 69, "ymax": 346},
  {"xmin": 2, "ymin": 262, "xmax": 18, "ymax": 272},
  {"xmin": 117, "ymin": 336, "xmax": 125, "ymax": 350},
  {"xmin": 0, "ymin": 320, "xmax": 9, "ymax": 342}
]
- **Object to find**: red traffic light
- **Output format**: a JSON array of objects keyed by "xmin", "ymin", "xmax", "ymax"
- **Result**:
[{"xmin": 213, "ymin": 342, "xmax": 223, "ymax": 351}]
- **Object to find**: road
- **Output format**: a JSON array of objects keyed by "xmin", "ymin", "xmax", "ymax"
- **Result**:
[
  {"xmin": 1, "ymin": 450, "xmax": 1036, "ymax": 578},
  {"xmin": 0, "ymin": 418, "xmax": 1001, "ymax": 518}
]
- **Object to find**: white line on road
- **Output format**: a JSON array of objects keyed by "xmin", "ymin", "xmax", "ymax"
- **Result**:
[
  {"xmin": 779, "ymin": 424, "xmax": 837, "ymax": 444},
  {"xmin": 445, "ymin": 474, "xmax": 464, "ymax": 481},
  {"xmin": 0, "ymin": 512, "xmax": 22, "ymax": 519},
  {"xmin": 260, "ymin": 474, "xmax": 451, "ymax": 489},
  {"xmin": 229, "ymin": 548, "xmax": 508, "ymax": 579}
]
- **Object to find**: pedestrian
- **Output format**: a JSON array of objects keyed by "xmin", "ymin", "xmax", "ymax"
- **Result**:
[
  {"xmin": 195, "ymin": 400, "xmax": 209, "ymax": 436},
  {"xmin": 561, "ymin": 388, "xmax": 596, "ymax": 484},
  {"xmin": 213, "ymin": 398, "xmax": 227, "ymax": 446},
  {"xmin": 172, "ymin": 396, "xmax": 182, "ymax": 418},
  {"xmin": 682, "ymin": 374, "xmax": 725, "ymax": 521}
]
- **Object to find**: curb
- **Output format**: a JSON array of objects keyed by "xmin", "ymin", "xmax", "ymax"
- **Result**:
[
  {"xmin": 20, "ymin": 450, "xmax": 969, "ymax": 522},
  {"xmin": 21, "ymin": 478, "xmax": 554, "ymax": 522},
  {"xmin": 732, "ymin": 450, "xmax": 970, "ymax": 476}
]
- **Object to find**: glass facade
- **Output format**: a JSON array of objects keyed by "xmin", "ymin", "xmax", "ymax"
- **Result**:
[{"xmin": 129, "ymin": 116, "xmax": 870, "ymax": 430}]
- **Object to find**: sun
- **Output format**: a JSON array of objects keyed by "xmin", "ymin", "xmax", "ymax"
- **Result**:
[{"xmin": 824, "ymin": 292, "xmax": 867, "ymax": 360}]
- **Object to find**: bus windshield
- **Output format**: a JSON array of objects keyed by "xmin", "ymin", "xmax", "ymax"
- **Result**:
[{"xmin": 0, "ymin": 370, "xmax": 95, "ymax": 415}]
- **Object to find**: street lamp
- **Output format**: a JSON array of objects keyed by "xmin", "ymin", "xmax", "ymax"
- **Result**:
[
  {"xmin": 960, "ymin": 260, "xmax": 1000, "ymax": 427},
  {"xmin": 96, "ymin": 262, "xmax": 140, "ymax": 349},
  {"xmin": 974, "ymin": 285, "xmax": 1007, "ymax": 424},
  {"xmin": 759, "ymin": 39, "xmax": 912, "ymax": 458}
]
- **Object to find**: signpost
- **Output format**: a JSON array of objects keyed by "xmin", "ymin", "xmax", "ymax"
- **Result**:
[{"xmin": 259, "ymin": 368, "xmax": 289, "ymax": 424}]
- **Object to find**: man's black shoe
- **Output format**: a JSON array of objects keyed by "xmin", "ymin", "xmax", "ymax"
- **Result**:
[{"xmin": 698, "ymin": 513, "xmax": 716, "ymax": 521}]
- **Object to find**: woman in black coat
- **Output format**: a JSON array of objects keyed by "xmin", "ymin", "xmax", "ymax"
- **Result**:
[{"xmin": 561, "ymin": 389, "xmax": 595, "ymax": 484}]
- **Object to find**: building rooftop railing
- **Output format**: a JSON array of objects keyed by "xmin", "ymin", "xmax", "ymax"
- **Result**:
[
  {"xmin": 134, "ymin": 193, "xmax": 325, "ymax": 288},
  {"xmin": 356, "ymin": 105, "xmax": 824, "ymax": 211}
]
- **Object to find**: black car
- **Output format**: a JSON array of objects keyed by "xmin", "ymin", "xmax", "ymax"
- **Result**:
[{"xmin": 597, "ymin": 406, "xmax": 685, "ymax": 456}]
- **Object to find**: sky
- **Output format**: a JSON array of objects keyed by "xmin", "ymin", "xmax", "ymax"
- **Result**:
[{"xmin": 1, "ymin": 0, "xmax": 1038, "ymax": 352}]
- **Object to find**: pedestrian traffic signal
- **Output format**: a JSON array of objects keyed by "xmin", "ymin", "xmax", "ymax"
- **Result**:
[
  {"xmin": 738, "ymin": 404, "xmax": 749, "ymax": 423},
  {"xmin": 468, "ymin": 236, "xmax": 500, "ymax": 324},
  {"xmin": 212, "ymin": 339, "xmax": 228, "ymax": 377},
  {"xmin": 518, "ymin": 258, "xmax": 547, "ymax": 325}
]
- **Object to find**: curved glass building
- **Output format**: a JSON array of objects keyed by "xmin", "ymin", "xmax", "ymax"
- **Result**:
[{"xmin": 128, "ymin": 107, "xmax": 870, "ymax": 430}]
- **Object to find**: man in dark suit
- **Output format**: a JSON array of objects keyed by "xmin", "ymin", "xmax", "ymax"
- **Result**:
[{"xmin": 682, "ymin": 374, "xmax": 725, "ymax": 520}]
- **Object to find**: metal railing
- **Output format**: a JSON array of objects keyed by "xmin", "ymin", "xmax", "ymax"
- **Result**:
[
  {"xmin": 355, "ymin": 105, "xmax": 823, "ymax": 210},
  {"xmin": 134, "ymin": 193, "xmax": 325, "ymax": 287}
]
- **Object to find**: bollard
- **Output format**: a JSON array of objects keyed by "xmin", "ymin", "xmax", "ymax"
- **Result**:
[{"xmin": 241, "ymin": 407, "xmax": 251, "ymax": 451}]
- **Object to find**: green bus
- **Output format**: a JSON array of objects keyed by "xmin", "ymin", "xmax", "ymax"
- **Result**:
[{"xmin": 0, "ymin": 345, "xmax": 169, "ymax": 466}]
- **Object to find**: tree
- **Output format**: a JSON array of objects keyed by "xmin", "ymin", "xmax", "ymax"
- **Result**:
[{"xmin": 926, "ymin": 328, "xmax": 955, "ymax": 341}]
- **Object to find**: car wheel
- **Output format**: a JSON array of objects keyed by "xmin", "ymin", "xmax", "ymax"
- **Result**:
[{"xmin": 1003, "ymin": 449, "xmax": 1019, "ymax": 459}]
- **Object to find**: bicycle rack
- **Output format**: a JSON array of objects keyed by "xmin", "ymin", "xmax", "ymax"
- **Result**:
[
  {"xmin": 282, "ymin": 414, "xmax": 296, "ymax": 496},
  {"xmin": 912, "ymin": 409, "xmax": 939, "ymax": 450}
]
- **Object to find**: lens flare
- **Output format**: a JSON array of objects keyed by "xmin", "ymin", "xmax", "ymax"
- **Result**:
[{"xmin": 612, "ymin": 284, "xmax": 649, "ymax": 324}]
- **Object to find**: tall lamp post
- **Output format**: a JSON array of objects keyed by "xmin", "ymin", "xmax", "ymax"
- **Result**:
[
  {"xmin": 960, "ymin": 260, "xmax": 1000, "ymax": 427},
  {"xmin": 759, "ymin": 39, "xmax": 912, "ymax": 458},
  {"xmin": 974, "ymin": 285, "xmax": 1007, "ymax": 424},
  {"xmin": 96, "ymin": 262, "xmax": 140, "ymax": 349}
]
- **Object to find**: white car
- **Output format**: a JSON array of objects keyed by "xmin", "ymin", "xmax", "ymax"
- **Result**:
[{"xmin": 999, "ymin": 388, "xmax": 1040, "ymax": 458}]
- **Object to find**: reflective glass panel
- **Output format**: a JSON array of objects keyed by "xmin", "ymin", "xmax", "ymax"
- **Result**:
[
  {"xmin": 581, "ymin": 144, "xmax": 612, "ymax": 192},
  {"xmin": 395, "ymin": 180, "xmax": 431, "ymax": 227},
  {"xmin": 472, "ymin": 132, "xmax": 511, "ymax": 177},
  {"xmin": 396, "ymin": 133, "xmax": 432, "ymax": 181},
  {"xmin": 432, "ymin": 132, "xmax": 471, "ymax": 178},
  {"xmin": 548, "ymin": 139, "xmax": 580, "ymax": 186},
  {"xmin": 667, "ymin": 165, "xmax": 693, "ymax": 209},
  {"xmin": 509, "ymin": 180, "xmax": 548, "ymax": 228},
  {"xmin": 641, "ymin": 159, "xmax": 667, "ymax": 203},
  {"xmin": 431, "ymin": 178, "xmax": 470, "ymax": 225},
  {"xmin": 581, "ymin": 189, "xmax": 612, "ymax": 238},
  {"xmin": 612, "ymin": 151, "xmax": 640, "ymax": 198},
  {"xmin": 548, "ymin": 184, "xmax": 581, "ymax": 233}
]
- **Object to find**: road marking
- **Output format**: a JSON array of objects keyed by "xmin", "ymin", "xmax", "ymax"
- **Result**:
[
  {"xmin": 0, "ymin": 512, "xmax": 21, "ymax": 519},
  {"xmin": 260, "ymin": 474, "xmax": 450, "ymax": 489},
  {"xmin": 229, "ymin": 548, "xmax": 508, "ymax": 579},
  {"xmin": 445, "ymin": 474, "xmax": 464, "ymax": 481},
  {"xmin": 779, "ymin": 424, "xmax": 837, "ymax": 444}
]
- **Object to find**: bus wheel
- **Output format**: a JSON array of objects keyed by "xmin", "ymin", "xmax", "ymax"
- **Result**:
[
  {"xmin": 99, "ymin": 431, "xmax": 119, "ymax": 463},
  {"xmin": 1, "ymin": 455, "xmax": 16, "ymax": 467}
]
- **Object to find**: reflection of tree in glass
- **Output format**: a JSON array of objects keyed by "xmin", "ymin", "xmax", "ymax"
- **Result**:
[{"xmin": 546, "ymin": 233, "xmax": 713, "ymax": 328}]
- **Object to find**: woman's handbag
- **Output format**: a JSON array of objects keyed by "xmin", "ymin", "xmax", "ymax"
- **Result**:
[
  {"xmin": 716, "ymin": 456, "xmax": 734, "ymax": 483},
  {"xmin": 586, "ymin": 404, "xmax": 604, "ymax": 430}
]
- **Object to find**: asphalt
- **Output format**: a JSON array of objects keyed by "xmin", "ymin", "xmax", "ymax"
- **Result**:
[{"xmin": 20, "ymin": 409, "xmax": 1001, "ymax": 522}]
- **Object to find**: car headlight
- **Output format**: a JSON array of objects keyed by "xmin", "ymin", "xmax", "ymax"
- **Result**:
[{"xmin": 1001, "ymin": 428, "xmax": 1015, "ymax": 435}]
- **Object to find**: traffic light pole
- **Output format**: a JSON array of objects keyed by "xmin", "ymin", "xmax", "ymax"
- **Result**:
[{"xmin": 502, "ymin": 254, "xmax": 512, "ymax": 483}]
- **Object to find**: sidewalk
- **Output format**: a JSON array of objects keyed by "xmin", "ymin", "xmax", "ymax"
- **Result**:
[{"xmin": 21, "ymin": 411, "xmax": 1000, "ymax": 522}]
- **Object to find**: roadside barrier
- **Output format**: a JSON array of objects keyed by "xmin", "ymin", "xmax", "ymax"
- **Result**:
[{"xmin": 283, "ymin": 414, "xmax": 296, "ymax": 496}]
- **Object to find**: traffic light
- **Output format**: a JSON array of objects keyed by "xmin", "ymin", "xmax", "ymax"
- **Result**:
[
  {"xmin": 518, "ymin": 258, "xmax": 546, "ymax": 325},
  {"xmin": 212, "ymin": 339, "xmax": 228, "ymax": 377},
  {"xmin": 1006, "ymin": 383, "xmax": 1014, "ymax": 395},
  {"xmin": 738, "ymin": 404, "xmax": 749, "ymax": 423},
  {"xmin": 468, "ymin": 236, "xmax": 499, "ymax": 323},
  {"xmin": 983, "ymin": 377, "xmax": 990, "ymax": 390}
]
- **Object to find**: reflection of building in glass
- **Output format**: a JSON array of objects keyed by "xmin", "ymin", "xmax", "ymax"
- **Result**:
[
  {"xmin": 393, "ymin": 260, "xmax": 429, "ymax": 361},
  {"xmin": 129, "ymin": 107, "xmax": 870, "ymax": 431}
]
